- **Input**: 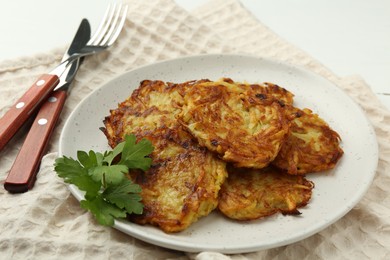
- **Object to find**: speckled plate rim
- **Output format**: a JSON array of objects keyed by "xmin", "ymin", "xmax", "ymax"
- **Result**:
[{"xmin": 59, "ymin": 53, "xmax": 378, "ymax": 254}]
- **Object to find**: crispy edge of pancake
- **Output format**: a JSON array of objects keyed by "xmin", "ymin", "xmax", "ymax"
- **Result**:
[
  {"xmin": 218, "ymin": 166, "xmax": 314, "ymax": 221},
  {"xmin": 272, "ymin": 107, "xmax": 343, "ymax": 175},
  {"xmin": 221, "ymin": 78, "xmax": 295, "ymax": 106},
  {"xmin": 247, "ymin": 81, "xmax": 294, "ymax": 106},
  {"xmin": 179, "ymin": 78, "xmax": 290, "ymax": 169}
]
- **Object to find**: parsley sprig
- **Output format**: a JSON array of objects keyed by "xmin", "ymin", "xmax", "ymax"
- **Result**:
[{"xmin": 54, "ymin": 135, "xmax": 154, "ymax": 226}]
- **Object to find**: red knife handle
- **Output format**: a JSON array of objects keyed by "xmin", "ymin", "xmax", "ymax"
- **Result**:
[
  {"xmin": 0, "ymin": 74, "xmax": 59, "ymax": 151},
  {"xmin": 4, "ymin": 90, "xmax": 67, "ymax": 193}
]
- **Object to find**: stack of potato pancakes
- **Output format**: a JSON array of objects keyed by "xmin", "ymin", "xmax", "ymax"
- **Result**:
[{"xmin": 102, "ymin": 78, "xmax": 343, "ymax": 233}]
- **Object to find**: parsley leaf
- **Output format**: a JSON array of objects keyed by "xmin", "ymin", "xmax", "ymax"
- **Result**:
[
  {"xmin": 77, "ymin": 150, "xmax": 102, "ymax": 169},
  {"xmin": 54, "ymin": 156, "xmax": 100, "ymax": 198},
  {"xmin": 80, "ymin": 196, "xmax": 126, "ymax": 226},
  {"xmin": 103, "ymin": 142, "xmax": 125, "ymax": 166},
  {"xmin": 54, "ymin": 134, "xmax": 153, "ymax": 226},
  {"xmin": 119, "ymin": 135, "xmax": 154, "ymax": 171},
  {"xmin": 103, "ymin": 179, "xmax": 143, "ymax": 215},
  {"xmin": 89, "ymin": 164, "xmax": 128, "ymax": 185}
]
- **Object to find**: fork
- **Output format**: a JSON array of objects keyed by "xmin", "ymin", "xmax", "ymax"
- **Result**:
[
  {"xmin": 51, "ymin": 3, "xmax": 128, "ymax": 77},
  {"xmin": 3, "ymin": 3, "xmax": 128, "ymax": 193},
  {"xmin": 0, "ymin": 3, "xmax": 128, "ymax": 153}
]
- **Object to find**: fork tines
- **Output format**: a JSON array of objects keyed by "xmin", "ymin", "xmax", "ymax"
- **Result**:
[{"xmin": 89, "ymin": 3, "xmax": 128, "ymax": 47}]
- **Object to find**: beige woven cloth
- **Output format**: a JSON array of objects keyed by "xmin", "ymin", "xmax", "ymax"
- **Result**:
[{"xmin": 0, "ymin": 0, "xmax": 389, "ymax": 259}]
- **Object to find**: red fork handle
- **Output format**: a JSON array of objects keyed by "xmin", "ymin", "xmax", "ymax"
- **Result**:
[
  {"xmin": 4, "ymin": 90, "xmax": 67, "ymax": 193},
  {"xmin": 0, "ymin": 74, "xmax": 59, "ymax": 151}
]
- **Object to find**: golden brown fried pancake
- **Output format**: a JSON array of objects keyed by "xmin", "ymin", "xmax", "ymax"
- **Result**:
[
  {"xmin": 127, "ymin": 127, "xmax": 226, "ymax": 232},
  {"xmin": 272, "ymin": 106, "xmax": 343, "ymax": 175},
  {"xmin": 218, "ymin": 166, "xmax": 314, "ymax": 221},
  {"xmin": 179, "ymin": 79, "xmax": 290, "ymax": 169},
  {"xmin": 102, "ymin": 80, "xmax": 227, "ymax": 233}
]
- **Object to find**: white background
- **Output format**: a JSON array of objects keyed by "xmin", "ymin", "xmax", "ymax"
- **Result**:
[{"xmin": 0, "ymin": 0, "xmax": 389, "ymax": 110}]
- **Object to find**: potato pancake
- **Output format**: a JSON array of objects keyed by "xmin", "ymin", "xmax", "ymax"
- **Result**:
[
  {"xmin": 179, "ymin": 79, "xmax": 290, "ymax": 169},
  {"xmin": 102, "ymin": 80, "xmax": 227, "ymax": 233},
  {"xmin": 127, "ymin": 127, "xmax": 226, "ymax": 232},
  {"xmin": 272, "ymin": 106, "xmax": 343, "ymax": 174},
  {"xmin": 218, "ymin": 166, "xmax": 314, "ymax": 221}
]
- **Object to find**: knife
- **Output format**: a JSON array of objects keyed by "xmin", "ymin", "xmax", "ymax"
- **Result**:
[
  {"xmin": 3, "ymin": 19, "xmax": 91, "ymax": 193},
  {"xmin": 0, "ymin": 19, "xmax": 91, "ymax": 152}
]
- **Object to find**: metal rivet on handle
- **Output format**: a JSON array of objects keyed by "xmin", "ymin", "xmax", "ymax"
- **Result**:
[
  {"xmin": 48, "ymin": 97, "xmax": 57, "ymax": 103},
  {"xmin": 36, "ymin": 79, "xmax": 45, "ymax": 86},
  {"xmin": 38, "ymin": 118, "xmax": 48, "ymax": 125},
  {"xmin": 16, "ymin": 102, "xmax": 25, "ymax": 109}
]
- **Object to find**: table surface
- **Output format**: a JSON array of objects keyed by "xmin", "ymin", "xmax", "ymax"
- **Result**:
[{"xmin": 0, "ymin": 0, "xmax": 389, "ymax": 110}]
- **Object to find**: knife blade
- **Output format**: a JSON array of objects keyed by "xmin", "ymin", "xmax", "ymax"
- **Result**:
[
  {"xmin": 3, "ymin": 19, "xmax": 91, "ymax": 193},
  {"xmin": 0, "ymin": 19, "xmax": 90, "ymax": 152}
]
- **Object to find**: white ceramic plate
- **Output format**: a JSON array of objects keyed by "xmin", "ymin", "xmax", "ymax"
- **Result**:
[{"xmin": 59, "ymin": 54, "xmax": 378, "ymax": 254}]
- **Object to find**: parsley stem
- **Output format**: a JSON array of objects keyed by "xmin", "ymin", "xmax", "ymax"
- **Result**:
[{"xmin": 102, "ymin": 173, "xmax": 107, "ymax": 189}]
